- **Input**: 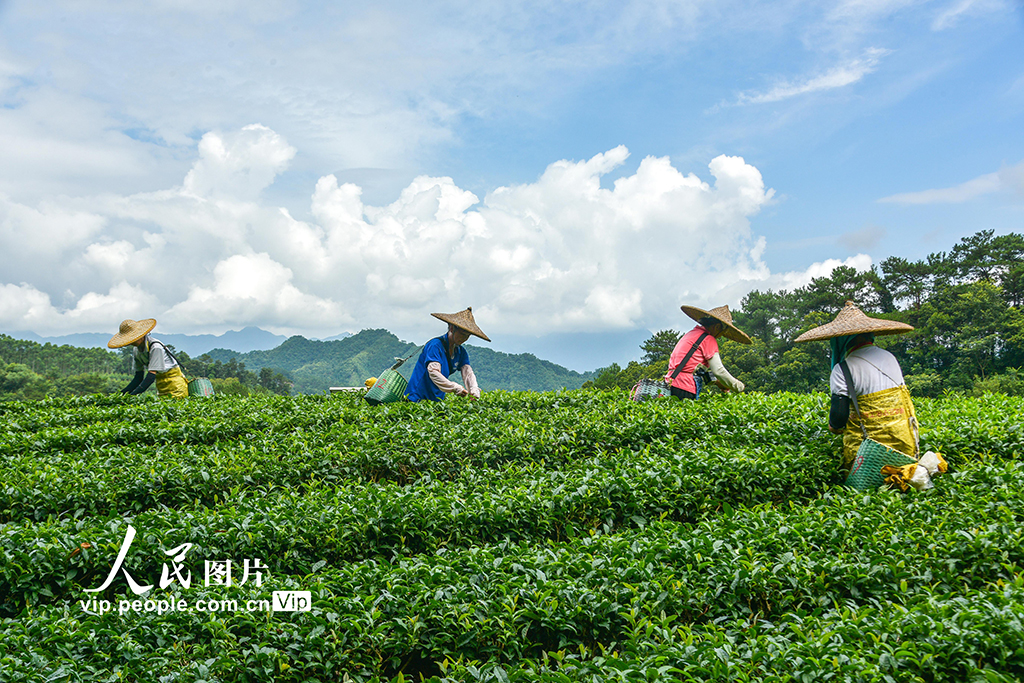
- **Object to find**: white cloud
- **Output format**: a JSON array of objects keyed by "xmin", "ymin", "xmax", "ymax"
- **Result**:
[
  {"xmin": 165, "ymin": 253, "xmax": 351, "ymax": 333},
  {"xmin": 797, "ymin": 253, "xmax": 875, "ymax": 282},
  {"xmin": 734, "ymin": 48, "xmax": 890, "ymax": 106},
  {"xmin": 0, "ymin": 0, "xmax": 731, "ymax": 207},
  {"xmin": 997, "ymin": 162, "xmax": 1024, "ymax": 196},
  {"xmin": 66, "ymin": 282, "xmax": 162, "ymax": 325},
  {"xmin": 0, "ymin": 281, "xmax": 160, "ymax": 336},
  {"xmin": 0, "ymin": 51, "xmax": 180, "ymax": 204},
  {"xmin": 715, "ymin": 254, "xmax": 875, "ymax": 304},
  {"xmin": 932, "ymin": 0, "xmax": 1009, "ymax": 30},
  {"xmin": 879, "ymin": 160, "xmax": 1024, "ymax": 204},
  {"xmin": 0, "ymin": 124, "xmax": 890, "ymax": 341},
  {"xmin": 828, "ymin": 0, "xmax": 920, "ymax": 23},
  {"xmin": 0, "ymin": 194, "xmax": 109, "ymax": 289},
  {"xmin": 182, "ymin": 125, "xmax": 296, "ymax": 201},
  {"xmin": 0, "ymin": 284, "xmax": 54, "ymax": 331},
  {"xmin": 82, "ymin": 241, "xmax": 140, "ymax": 274}
]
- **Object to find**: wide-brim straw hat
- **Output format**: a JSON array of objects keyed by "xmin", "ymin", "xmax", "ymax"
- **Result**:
[
  {"xmin": 794, "ymin": 301, "xmax": 913, "ymax": 342},
  {"xmin": 107, "ymin": 318, "xmax": 156, "ymax": 348},
  {"xmin": 680, "ymin": 304, "xmax": 752, "ymax": 344},
  {"xmin": 432, "ymin": 307, "xmax": 491, "ymax": 342}
]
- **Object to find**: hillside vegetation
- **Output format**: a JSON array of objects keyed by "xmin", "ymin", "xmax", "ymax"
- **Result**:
[{"xmin": 206, "ymin": 328, "xmax": 597, "ymax": 394}]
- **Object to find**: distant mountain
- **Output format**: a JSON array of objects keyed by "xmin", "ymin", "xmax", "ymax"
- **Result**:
[
  {"xmin": 4, "ymin": 326, "xmax": 290, "ymax": 356},
  {"xmin": 7, "ymin": 331, "xmax": 112, "ymax": 349},
  {"xmin": 317, "ymin": 332, "xmax": 353, "ymax": 342},
  {"xmin": 207, "ymin": 329, "xmax": 597, "ymax": 394}
]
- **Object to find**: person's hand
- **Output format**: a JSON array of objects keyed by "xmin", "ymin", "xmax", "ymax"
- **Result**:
[{"xmin": 455, "ymin": 385, "xmax": 469, "ymax": 397}]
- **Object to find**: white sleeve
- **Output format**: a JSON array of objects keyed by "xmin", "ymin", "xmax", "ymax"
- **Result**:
[
  {"xmin": 461, "ymin": 365, "xmax": 480, "ymax": 398},
  {"xmin": 427, "ymin": 362, "xmax": 467, "ymax": 395},
  {"xmin": 707, "ymin": 353, "xmax": 744, "ymax": 392},
  {"xmin": 829, "ymin": 364, "xmax": 847, "ymax": 397}
]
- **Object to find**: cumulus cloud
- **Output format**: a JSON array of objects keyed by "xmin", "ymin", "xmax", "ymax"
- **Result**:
[
  {"xmin": 0, "ymin": 123, "xmax": 876, "ymax": 341},
  {"xmin": 879, "ymin": 160, "xmax": 1024, "ymax": 204},
  {"xmin": 715, "ymin": 254, "xmax": 875, "ymax": 305},
  {"xmin": 182, "ymin": 125, "xmax": 296, "ymax": 201},
  {"xmin": 166, "ymin": 253, "xmax": 351, "ymax": 332},
  {"xmin": 82, "ymin": 241, "xmax": 140, "ymax": 274},
  {"xmin": 0, "ymin": 281, "xmax": 160, "ymax": 336}
]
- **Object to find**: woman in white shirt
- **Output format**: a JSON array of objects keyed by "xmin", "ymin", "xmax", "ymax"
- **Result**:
[
  {"xmin": 794, "ymin": 301, "xmax": 918, "ymax": 468},
  {"xmin": 108, "ymin": 318, "xmax": 189, "ymax": 399}
]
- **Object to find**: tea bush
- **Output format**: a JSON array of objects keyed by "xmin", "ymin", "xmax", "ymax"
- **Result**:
[{"xmin": 0, "ymin": 390, "xmax": 1022, "ymax": 681}]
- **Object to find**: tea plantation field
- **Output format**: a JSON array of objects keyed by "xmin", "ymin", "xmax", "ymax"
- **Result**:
[{"xmin": 1, "ymin": 390, "xmax": 1023, "ymax": 682}]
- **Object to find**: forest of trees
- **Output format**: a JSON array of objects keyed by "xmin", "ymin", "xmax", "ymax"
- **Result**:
[
  {"xmin": 0, "ymin": 335, "xmax": 291, "ymax": 400},
  {"xmin": 587, "ymin": 230, "xmax": 1024, "ymax": 398}
]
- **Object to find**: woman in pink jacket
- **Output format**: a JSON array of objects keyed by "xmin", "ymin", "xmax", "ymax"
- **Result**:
[{"xmin": 665, "ymin": 304, "xmax": 750, "ymax": 400}]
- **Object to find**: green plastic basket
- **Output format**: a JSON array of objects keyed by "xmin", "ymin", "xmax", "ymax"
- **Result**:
[
  {"xmin": 363, "ymin": 368, "xmax": 408, "ymax": 406},
  {"xmin": 845, "ymin": 438, "xmax": 917, "ymax": 490},
  {"xmin": 187, "ymin": 377, "xmax": 215, "ymax": 397}
]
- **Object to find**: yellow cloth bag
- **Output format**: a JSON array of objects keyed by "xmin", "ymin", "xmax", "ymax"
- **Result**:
[
  {"xmin": 155, "ymin": 365, "xmax": 189, "ymax": 399},
  {"xmin": 842, "ymin": 384, "xmax": 918, "ymax": 467}
]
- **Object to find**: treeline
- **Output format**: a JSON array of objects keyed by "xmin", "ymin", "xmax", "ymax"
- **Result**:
[
  {"xmin": 0, "ymin": 335, "xmax": 291, "ymax": 400},
  {"xmin": 589, "ymin": 230, "xmax": 1024, "ymax": 397},
  {"xmin": 0, "ymin": 335, "xmax": 125, "ymax": 376},
  {"xmin": 173, "ymin": 352, "xmax": 292, "ymax": 396}
]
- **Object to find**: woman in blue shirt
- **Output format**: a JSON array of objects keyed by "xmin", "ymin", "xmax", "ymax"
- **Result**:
[{"xmin": 405, "ymin": 307, "xmax": 490, "ymax": 402}]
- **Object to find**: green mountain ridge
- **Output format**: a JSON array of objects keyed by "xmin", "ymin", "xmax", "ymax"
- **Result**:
[{"xmin": 205, "ymin": 328, "xmax": 598, "ymax": 394}]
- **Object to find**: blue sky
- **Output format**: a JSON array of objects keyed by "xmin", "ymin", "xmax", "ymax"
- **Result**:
[{"xmin": 0, "ymin": 0, "xmax": 1022, "ymax": 369}]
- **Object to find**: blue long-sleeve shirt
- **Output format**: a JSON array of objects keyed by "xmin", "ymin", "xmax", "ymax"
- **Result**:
[{"xmin": 404, "ymin": 334, "xmax": 470, "ymax": 402}]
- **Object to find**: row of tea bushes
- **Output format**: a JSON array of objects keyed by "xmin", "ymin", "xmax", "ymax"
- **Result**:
[
  {"xmin": 0, "ymin": 391, "xmax": 840, "ymax": 522},
  {"xmin": 1, "ymin": 438, "xmax": 834, "ymax": 613},
  {"xmin": 3, "ymin": 390, "xmax": 1020, "ymax": 525},
  {"xmin": 2, "ymin": 462, "xmax": 1023, "ymax": 680}
]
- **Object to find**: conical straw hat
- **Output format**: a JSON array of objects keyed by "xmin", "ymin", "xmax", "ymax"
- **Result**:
[
  {"xmin": 107, "ymin": 318, "xmax": 157, "ymax": 348},
  {"xmin": 432, "ymin": 307, "xmax": 491, "ymax": 342},
  {"xmin": 794, "ymin": 301, "xmax": 913, "ymax": 342},
  {"xmin": 680, "ymin": 304, "xmax": 752, "ymax": 344}
]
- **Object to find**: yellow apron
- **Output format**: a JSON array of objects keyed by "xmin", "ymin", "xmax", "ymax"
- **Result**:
[
  {"xmin": 842, "ymin": 384, "xmax": 919, "ymax": 467},
  {"xmin": 155, "ymin": 365, "xmax": 189, "ymax": 399}
]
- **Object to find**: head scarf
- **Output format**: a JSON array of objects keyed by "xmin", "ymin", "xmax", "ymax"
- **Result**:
[{"xmin": 830, "ymin": 333, "xmax": 875, "ymax": 369}]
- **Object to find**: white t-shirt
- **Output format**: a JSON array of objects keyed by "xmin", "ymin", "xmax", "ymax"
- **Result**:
[
  {"xmin": 829, "ymin": 344, "xmax": 905, "ymax": 397},
  {"xmin": 133, "ymin": 335, "xmax": 178, "ymax": 374}
]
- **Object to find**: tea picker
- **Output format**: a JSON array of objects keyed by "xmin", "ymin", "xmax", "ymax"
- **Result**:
[
  {"xmin": 631, "ymin": 304, "xmax": 749, "ymax": 402},
  {"xmin": 108, "ymin": 318, "xmax": 213, "ymax": 399},
  {"xmin": 404, "ymin": 307, "xmax": 489, "ymax": 403},
  {"xmin": 793, "ymin": 301, "xmax": 944, "ymax": 491}
]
